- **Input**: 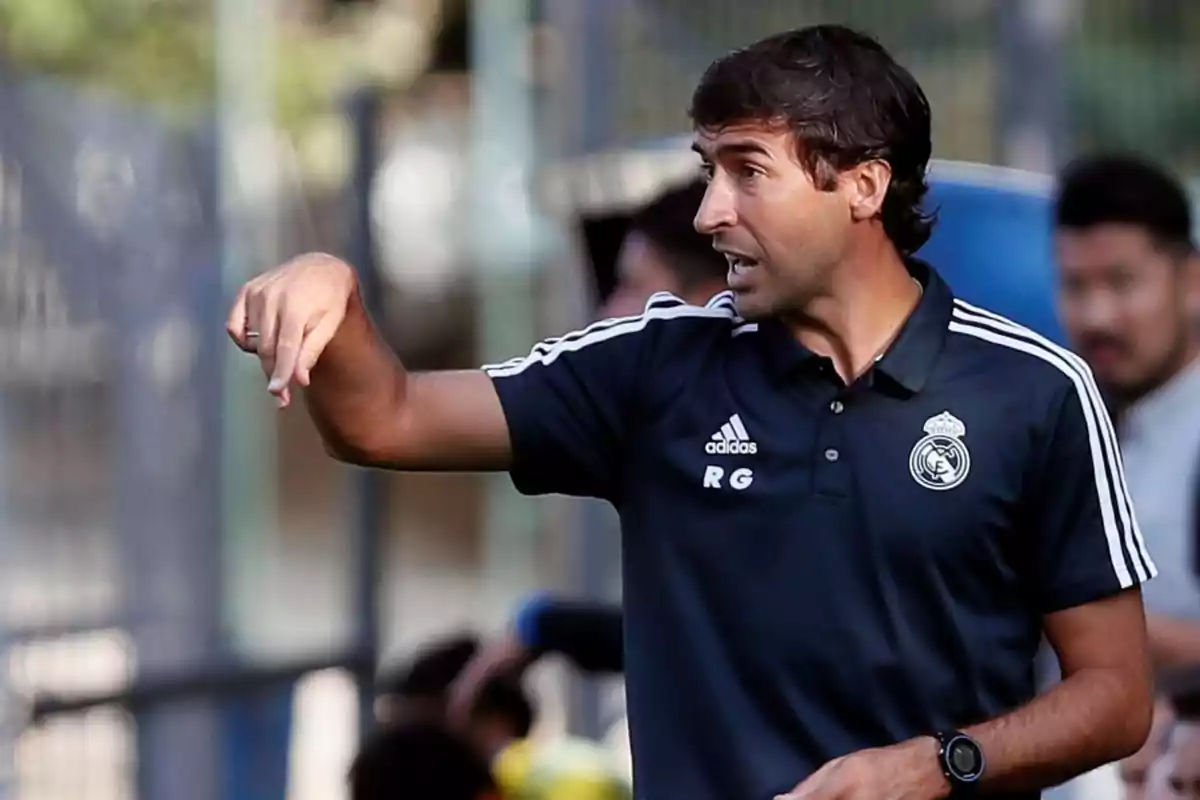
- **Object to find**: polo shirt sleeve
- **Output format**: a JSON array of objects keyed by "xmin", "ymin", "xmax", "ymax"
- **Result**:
[
  {"xmin": 1026, "ymin": 381, "xmax": 1157, "ymax": 613},
  {"xmin": 481, "ymin": 303, "xmax": 657, "ymax": 502}
]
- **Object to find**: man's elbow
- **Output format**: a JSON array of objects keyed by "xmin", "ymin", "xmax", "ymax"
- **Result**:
[
  {"xmin": 1106, "ymin": 679, "xmax": 1155, "ymax": 761},
  {"xmin": 321, "ymin": 429, "xmax": 403, "ymax": 468},
  {"xmin": 322, "ymin": 435, "xmax": 377, "ymax": 467},
  {"xmin": 312, "ymin": 392, "xmax": 412, "ymax": 468}
]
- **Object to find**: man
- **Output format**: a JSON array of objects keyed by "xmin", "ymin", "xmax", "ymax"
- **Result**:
[
  {"xmin": 1053, "ymin": 154, "xmax": 1200, "ymax": 798},
  {"xmin": 230, "ymin": 25, "xmax": 1155, "ymax": 800}
]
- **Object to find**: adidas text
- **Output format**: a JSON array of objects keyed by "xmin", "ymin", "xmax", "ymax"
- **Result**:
[{"xmin": 705, "ymin": 440, "xmax": 758, "ymax": 455}]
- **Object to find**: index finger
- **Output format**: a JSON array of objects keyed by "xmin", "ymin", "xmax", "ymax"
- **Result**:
[
  {"xmin": 267, "ymin": 310, "xmax": 307, "ymax": 395},
  {"xmin": 226, "ymin": 283, "xmax": 251, "ymax": 348}
]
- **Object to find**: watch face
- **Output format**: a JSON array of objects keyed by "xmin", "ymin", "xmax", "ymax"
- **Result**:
[{"xmin": 947, "ymin": 737, "xmax": 984, "ymax": 781}]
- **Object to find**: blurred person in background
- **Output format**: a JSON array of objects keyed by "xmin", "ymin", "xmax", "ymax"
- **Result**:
[
  {"xmin": 451, "ymin": 593, "xmax": 624, "ymax": 705},
  {"xmin": 599, "ymin": 177, "xmax": 731, "ymax": 317},
  {"xmin": 231, "ymin": 25, "xmax": 1156, "ymax": 799},
  {"xmin": 349, "ymin": 719, "xmax": 499, "ymax": 800},
  {"xmin": 1054, "ymin": 153, "xmax": 1200, "ymax": 799},
  {"xmin": 1141, "ymin": 678, "xmax": 1200, "ymax": 799},
  {"xmin": 450, "ymin": 594, "xmax": 628, "ymax": 784},
  {"xmin": 460, "ymin": 651, "xmax": 630, "ymax": 799},
  {"xmin": 455, "ymin": 663, "xmax": 630, "ymax": 800},
  {"xmin": 377, "ymin": 631, "xmax": 630, "ymax": 799},
  {"xmin": 373, "ymin": 632, "xmax": 534, "ymax": 758},
  {"xmin": 374, "ymin": 632, "xmax": 480, "ymax": 725}
]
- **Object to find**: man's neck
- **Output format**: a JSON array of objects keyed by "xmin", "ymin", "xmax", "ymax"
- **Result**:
[
  {"xmin": 684, "ymin": 283, "xmax": 734, "ymax": 308},
  {"xmin": 783, "ymin": 241, "xmax": 921, "ymax": 383}
]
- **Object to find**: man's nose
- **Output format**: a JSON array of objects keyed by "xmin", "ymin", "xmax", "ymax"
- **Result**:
[
  {"xmin": 694, "ymin": 181, "xmax": 736, "ymax": 235},
  {"xmin": 1062, "ymin": 290, "xmax": 1121, "ymax": 338}
]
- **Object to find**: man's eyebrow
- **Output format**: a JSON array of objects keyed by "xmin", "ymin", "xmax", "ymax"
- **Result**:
[{"xmin": 691, "ymin": 140, "xmax": 772, "ymax": 159}]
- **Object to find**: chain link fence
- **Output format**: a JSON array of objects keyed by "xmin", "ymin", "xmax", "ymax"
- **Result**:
[
  {"xmin": 560, "ymin": 0, "xmax": 1200, "ymax": 175},
  {"xmin": 0, "ymin": 61, "xmax": 225, "ymax": 800}
]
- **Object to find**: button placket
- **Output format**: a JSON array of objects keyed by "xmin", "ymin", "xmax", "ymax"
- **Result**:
[{"xmin": 815, "ymin": 395, "xmax": 850, "ymax": 496}]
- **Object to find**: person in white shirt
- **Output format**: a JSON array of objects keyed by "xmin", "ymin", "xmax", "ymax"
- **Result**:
[{"xmin": 1054, "ymin": 153, "xmax": 1200, "ymax": 798}]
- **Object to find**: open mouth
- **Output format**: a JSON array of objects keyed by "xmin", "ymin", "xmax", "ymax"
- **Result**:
[{"xmin": 723, "ymin": 254, "xmax": 760, "ymax": 276}]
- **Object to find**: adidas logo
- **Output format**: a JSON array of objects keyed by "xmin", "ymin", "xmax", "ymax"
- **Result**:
[{"xmin": 705, "ymin": 413, "xmax": 758, "ymax": 455}]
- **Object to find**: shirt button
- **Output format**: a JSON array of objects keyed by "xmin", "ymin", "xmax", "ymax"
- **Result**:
[
  {"xmin": 824, "ymin": 448, "xmax": 840, "ymax": 462},
  {"xmin": 830, "ymin": 400, "xmax": 844, "ymax": 414}
]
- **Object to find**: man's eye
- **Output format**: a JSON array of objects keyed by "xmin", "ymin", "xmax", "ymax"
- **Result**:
[{"xmin": 1108, "ymin": 272, "xmax": 1135, "ymax": 291}]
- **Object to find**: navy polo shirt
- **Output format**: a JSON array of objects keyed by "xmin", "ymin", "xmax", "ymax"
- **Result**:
[{"xmin": 482, "ymin": 262, "xmax": 1155, "ymax": 800}]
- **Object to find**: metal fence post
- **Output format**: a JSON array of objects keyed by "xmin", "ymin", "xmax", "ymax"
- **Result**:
[
  {"xmin": 547, "ymin": 0, "xmax": 623, "ymax": 742},
  {"xmin": 345, "ymin": 86, "xmax": 386, "ymax": 739},
  {"xmin": 470, "ymin": 0, "xmax": 541, "ymax": 628},
  {"xmin": 996, "ymin": 0, "xmax": 1074, "ymax": 172}
]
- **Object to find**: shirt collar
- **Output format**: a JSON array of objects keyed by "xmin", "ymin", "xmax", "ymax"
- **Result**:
[{"xmin": 757, "ymin": 259, "xmax": 954, "ymax": 393}]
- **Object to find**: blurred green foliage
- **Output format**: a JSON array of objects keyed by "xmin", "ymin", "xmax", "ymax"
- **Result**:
[
  {"xmin": 0, "ymin": 0, "xmax": 371, "ymax": 131},
  {"xmin": 2, "ymin": 0, "xmax": 1198, "ymax": 171},
  {"xmin": 0, "ymin": 0, "xmax": 215, "ymax": 110}
]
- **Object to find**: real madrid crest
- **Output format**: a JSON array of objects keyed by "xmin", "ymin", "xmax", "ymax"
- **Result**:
[{"xmin": 909, "ymin": 411, "xmax": 971, "ymax": 491}]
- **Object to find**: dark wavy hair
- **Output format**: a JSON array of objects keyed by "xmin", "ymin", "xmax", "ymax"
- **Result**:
[
  {"xmin": 1055, "ymin": 153, "xmax": 1195, "ymax": 256},
  {"xmin": 690, "ymin": 25, "xmax": 935, "ymax": 255}
]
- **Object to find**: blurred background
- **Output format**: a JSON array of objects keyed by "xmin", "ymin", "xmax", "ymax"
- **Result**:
[{"xmin": 0, "ymin": 0, "xmax": 1197, "ymax": 798}]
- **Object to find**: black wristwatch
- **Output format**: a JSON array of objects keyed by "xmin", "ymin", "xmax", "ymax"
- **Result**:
[{"xmin": 934, "ymin": 730, "xmax": 985, "ymax": 794}]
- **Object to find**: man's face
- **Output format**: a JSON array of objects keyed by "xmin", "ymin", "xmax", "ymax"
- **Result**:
[
  {"xmin": 1144, "ymin": 721, "xmax": 1200, "ymax": 799},
  {"xmin": 1056, "ymin": 223, "xmax": 1195, "ymax": 401},
  {"xmin": 692, "ymin": 123, "xmax": 855, "ymax": 321},
  {"xmin": 600, "ymin": 232, "xmax": 685, "ymax": 318}
]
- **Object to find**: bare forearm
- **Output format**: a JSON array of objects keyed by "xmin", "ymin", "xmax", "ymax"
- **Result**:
[
  {"xmin": 304, "ymin": 291, "xmax": 409, "ymax": 462},
  {"xmin": 303, "ymin": 295, "xmax": 511, "ymax": 470},
  {"xmin": 966, "ymin": 669, "xmax": 1151, "ymax": 792}
]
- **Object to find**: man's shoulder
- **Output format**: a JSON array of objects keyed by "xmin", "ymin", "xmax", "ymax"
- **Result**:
[
  {"xmin": 482, "ymin": 292, "xmax": 745, "ymax": 378},
  {"xmin": 638, "ymin": 291, "xmax": 748, "ymax": 333},
  {"xmin": 944, "ymin": 296, "xmax": 1093, "ymax": 401},
  {"xmin": 638, "ymin": 290, "xmax": 755, "ymax": 347}
]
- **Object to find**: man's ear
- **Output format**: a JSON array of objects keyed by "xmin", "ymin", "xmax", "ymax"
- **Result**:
[{"xmin": 845, "ymin": 159, "xmax": 892, "ymax": 222}]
